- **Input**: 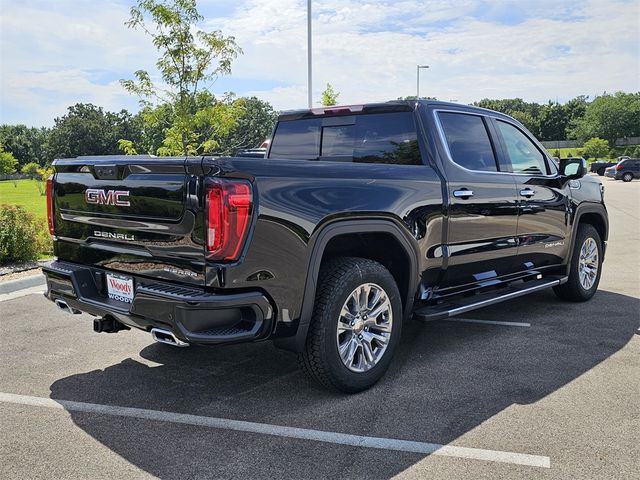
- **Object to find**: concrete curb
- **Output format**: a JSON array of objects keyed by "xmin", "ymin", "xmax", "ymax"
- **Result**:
[{"xmin": 0, "ymin": 274, "xmax": 46, "ymax": 294}]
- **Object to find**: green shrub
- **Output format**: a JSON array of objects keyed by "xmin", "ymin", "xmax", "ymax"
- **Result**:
[
  {"xmin": 0, "ymin": 205, "xmax": 51, "ymax": 264},
  {"xmin": 21, "ymin": 162, "xmax": 40, "ymax": 178}
]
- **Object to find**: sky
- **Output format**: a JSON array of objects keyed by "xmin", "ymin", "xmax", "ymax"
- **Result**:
[{"xmin": 1, "ymin": 0, "xmax": 639, "ymax": 127}]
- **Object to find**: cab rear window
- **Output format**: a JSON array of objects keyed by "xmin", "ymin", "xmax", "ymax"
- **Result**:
[{"xmin": 268, "ymin": 112, "xmax": 422, "ymax": 165}]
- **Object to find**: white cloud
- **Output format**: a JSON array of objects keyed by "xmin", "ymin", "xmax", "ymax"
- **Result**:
[
  {"xmin": 210, "ymin": 0, "xmax": 640, "ymax": 109},
  {"xmin": 0, "ymin": 0, "xmax": 154, "ymax": 126},
  {"xmin": 1, "ymin": 0, "xmax": 639, "ymax": 126}
]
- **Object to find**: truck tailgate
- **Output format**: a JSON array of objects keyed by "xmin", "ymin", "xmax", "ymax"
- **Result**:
[{"xmin": 52, "ymin": 156, "xmax": 205, "ymax": 286}]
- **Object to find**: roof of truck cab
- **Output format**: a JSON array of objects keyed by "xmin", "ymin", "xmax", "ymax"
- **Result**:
[{"xmin": 277, "ymin": 100, "xmax": 513, "ymax": 122}]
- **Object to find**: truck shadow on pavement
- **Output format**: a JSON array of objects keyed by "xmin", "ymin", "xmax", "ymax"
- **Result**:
[{"xmin": 49, "ymin": 289, "xmax": 639, "ymax": 479}]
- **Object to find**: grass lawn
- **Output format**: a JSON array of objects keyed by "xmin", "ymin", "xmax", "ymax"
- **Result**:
[
  {"xmin": 0, "ymin": 179, "xmax": 47, "ymax": 219},
  {"xmin": 544, "ymin": 147, "xmax": 585, "ymax": 159}
]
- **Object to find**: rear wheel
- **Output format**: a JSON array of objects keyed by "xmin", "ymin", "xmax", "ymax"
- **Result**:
[
  {"xmin": 553, "ymin": 224, "xmax": 602, "ymax": 302},
  {"xmin": 622, "ymin": 172, "xmax": 633, "ymax": 182},
  {"xmin": 298, "ymin": 257, "xmax": 402, "ymax": 393}
]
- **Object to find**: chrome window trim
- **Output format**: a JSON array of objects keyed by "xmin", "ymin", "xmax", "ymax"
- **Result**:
[{"xmin": 432, "ymin": 108, "xmax": 558, "ymax": 178}]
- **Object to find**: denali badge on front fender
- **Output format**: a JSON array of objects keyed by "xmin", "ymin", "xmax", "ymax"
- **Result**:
[
  {"xmin": 85, "ymin": 188, "xmax": 130, "ymax": 206},
  {"xmin": 94, "ymin": 231, "xmax": 135, "ymax": 241}
]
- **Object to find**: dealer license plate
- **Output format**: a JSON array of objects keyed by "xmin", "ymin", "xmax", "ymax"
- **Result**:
[{"xmin": 106, "ymin": 273, "xmax": 134, "ymax": 304}]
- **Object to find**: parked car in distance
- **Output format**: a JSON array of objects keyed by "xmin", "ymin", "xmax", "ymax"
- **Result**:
[
  {"xmin": 590, "ymin": 156, "xmax": 630, "ymax": 176},
  {"xmin": 613, "ymin": 158, "xmax": 640, "ymax": 182},
  {"xmin": 589, "ymin": 157, "xmax": 629, "ymax": 177},
  {"xmin": 604, "ymin": 165, "xmax": 617, "ymax": 178}
]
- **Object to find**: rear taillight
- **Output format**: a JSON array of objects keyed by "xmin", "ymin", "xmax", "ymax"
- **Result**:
[
  {"xmin": 205, "ymin": 179, "xmax": 252, "ymax": 261},
  {"xmin": 46, "ymin": 176, "xmax": 54, "ymax": 235}
]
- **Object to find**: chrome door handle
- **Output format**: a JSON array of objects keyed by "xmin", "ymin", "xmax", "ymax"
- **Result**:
[
  {"xmin": 453, "ymin": 189, "xmax": 474, "ymax": 198},
  {"xmin": 520, "ymin": 188, "xmax": 536, "ymax": 197}
]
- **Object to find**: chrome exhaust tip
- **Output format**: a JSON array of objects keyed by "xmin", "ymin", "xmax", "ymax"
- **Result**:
[
  {"xmin": 55, "ymin": 299, "xmax": 81, "ymax": 315},
  {"xmin": 150, "ymin": 328, "xmax": 189, "ymax": 347}
]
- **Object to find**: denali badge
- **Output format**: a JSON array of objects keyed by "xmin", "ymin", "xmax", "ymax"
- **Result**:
[
  {"xmin": 85, "ymin": 188, "xmax": 130, "ymax": 206},
  {"xmin": 94, "ymin": 231, "xmax": 135, "ymax": 241}
]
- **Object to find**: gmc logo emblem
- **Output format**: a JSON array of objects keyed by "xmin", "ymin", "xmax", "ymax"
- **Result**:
[{"xmin": 85, "ymin": 189, "xmax": 130, "ymax": 207}]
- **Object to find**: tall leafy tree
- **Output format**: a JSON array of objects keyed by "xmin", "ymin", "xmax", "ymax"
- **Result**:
[
  {"xmin": 538, "ymin": 102, "xmax": 567, "ymax": 141},
  {"xmin": 46, "ymin": 103, "xmax": 142, "ymax": 161},
  {"xmin": 217, "ymin": 97, "xmax": 277, "ymax": 154},
  {"xmin": 121, "ymin": 0, "xmax": 242, "ymax": 155},
  {"xmin": 568, "ymin": 92, "xmax": 640, "ymax": 145},
  {"xmin": 0, "ymin": 125, "xmax": 50, "ymax": 167}
]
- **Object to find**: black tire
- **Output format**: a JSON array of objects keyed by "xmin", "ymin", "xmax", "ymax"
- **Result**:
[
  {"xmin": 298, "ymin": 257, "xmax": 403, "ymax": 393},
  {"xmin": 553, "ymin": 224, "xmax": 602, "ymax": 302},
  {"xmin": 622, "ymin": 172, "xmax": 633, "ymax": 182},
  {"xmin": 597, "ymin": 168, "xmax": 605, "ymax": 176}
]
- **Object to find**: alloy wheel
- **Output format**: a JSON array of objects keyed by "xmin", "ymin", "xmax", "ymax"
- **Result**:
[{"xmin": 336, "ymin": 283, "xmax": 393, "ymax": 373}]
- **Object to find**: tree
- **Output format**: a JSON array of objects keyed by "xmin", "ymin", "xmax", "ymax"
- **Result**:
[
  {"xmin": 474, "ymin": 98, "xmax": 542, "ymax": 137},
  {"xmin": 46, "ymin": 103, "xmax": 143, "ymax": 161},
  {"xmin": 510, "ymin": 111, "xmax": 540, "ymax": 137},
  {"xmin": 320, "ymin": 83, "xmax": 340, "ymax": 106},
  {"xmin": 583, "ymin": 137, "xmax": 609, "ymax": 161},
  {"xmin": 217, "ymin": 97, "xmax": 277, "ymax": 154},
  {"xmin": 21, "ymin": 162, "xmax": 40, "ymax": 178},
  {"xmin": 568, "ymin": 92, "xmax": 640, "ymax": 145},
  {"xmin": 0, "ymin": 144, "xmax": 18, "ymax": 175},
  {"xmin": 538, "ymin": 102, "xmax": 567, "ymax": 141},
  {"xmin": 0, "ymin": 125, "xmax": 50, "ymax": 167},
  {"xmin": 397, "ymin": 96, "xmax": 438, "ymax": 101},
  {"xmin": 121, "ymin": 0, "xmax": 242, "ymax": 155}
]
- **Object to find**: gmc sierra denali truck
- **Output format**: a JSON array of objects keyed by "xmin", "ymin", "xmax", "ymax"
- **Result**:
[{"xmin": 43, "ymin": 100, "xmax": 608, "ymax": 392}]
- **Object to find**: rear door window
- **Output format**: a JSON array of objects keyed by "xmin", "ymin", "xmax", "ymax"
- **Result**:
[
  {"xmin": 351, "ymin": 112, "xmax": 421, "ymax": 165},
  {"xmin": 269, "ymin": 112, "xmax": 422, "ymax": 165},
  {"xmin": 437, "ymin": 112, "xmax": 498, "ymax": 172}
]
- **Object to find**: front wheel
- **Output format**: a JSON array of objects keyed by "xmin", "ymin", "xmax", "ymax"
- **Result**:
[
  {"xmin": 622, "ymin": 172, "xmax": 634, "ymax": 182},
  {"xmin": 554, "ymin": 224, "xmax": 602, "ymax": 302},
  {"xmin": 298, "ymin": 257, "xmax": 402, "ymax": 393}
]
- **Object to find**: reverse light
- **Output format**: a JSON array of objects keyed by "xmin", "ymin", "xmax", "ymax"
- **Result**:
[
  {"xmin": 46, "ymin": 176, "xmax": 54, "ymax": 235},
  {"xmin": 205, "ymin": 179, "xmax": 253, "ymax": 261}
]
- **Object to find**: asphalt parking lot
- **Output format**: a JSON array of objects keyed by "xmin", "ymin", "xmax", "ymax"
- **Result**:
[{"xmin": 1, "ymin": 175, "xmax": 638, "ymax": 480}]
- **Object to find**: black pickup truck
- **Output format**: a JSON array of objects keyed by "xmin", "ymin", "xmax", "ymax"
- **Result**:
[{"xmin": 43, "ymin": 100, "xmax": 608, "ymax": 392}]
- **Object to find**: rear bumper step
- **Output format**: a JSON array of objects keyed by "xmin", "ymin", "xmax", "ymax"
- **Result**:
[
  {"xmin": 413, "ymin": 275, "xmax": 567, "ymax": 322},
  {"xmin": 42, "ymin": 260, "xmax": 274, "ymax": 346}
]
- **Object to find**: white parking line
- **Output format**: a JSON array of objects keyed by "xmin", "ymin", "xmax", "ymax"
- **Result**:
[
  {"xmin": 0, "ymin": 392, "xmax": 550, "ymax": 468},
  {"xmin": 443, "ymin": 318, "xmax": 531, "ymax": 327},
  {"xmin": 0, "ymin": 286, "xmax": 45, "ymax": 302}
]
